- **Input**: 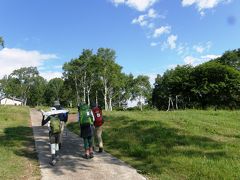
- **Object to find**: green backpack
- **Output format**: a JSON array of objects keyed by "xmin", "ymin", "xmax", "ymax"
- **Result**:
[
  {"xmin": 50, "ymin": 116, "xmax": 61, "ymax": 134},
  {"xmin": 79, "ymin": 104, "xmax": 93, "ymax": 125}
]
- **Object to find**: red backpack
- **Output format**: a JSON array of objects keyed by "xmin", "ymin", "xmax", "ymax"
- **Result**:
[{"xmin": 92, "ymin": 107, "xmax": 103, "ymax": 127}]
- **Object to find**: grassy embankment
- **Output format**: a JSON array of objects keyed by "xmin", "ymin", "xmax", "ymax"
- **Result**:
[
  {"xmin": 0, "ymin": 106, "xmax": 40, "ymax": 179},
  {"xmin": 67, "ymin": 110, "xmax": 240, "ymax": 179}
]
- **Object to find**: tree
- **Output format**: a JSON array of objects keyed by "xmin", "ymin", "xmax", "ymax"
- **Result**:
[
  {"xmin": 215, "ymin": 49, "xmax": 240, "ymax": 71},
  {"xmin": 96, "ymin": 48, "xmax": 118, "ymax": 111},
  {"xmin": 9, "ymin": 67, "xmax": 39, "ymax": 105},
  {"xmin": 190, "ymin": 62, "xmax": 240, "ymax": 109},
  {"xmin": 132, "ymin": 75, "xmax": 151, "ymax": 111},
  {"xmin": 0, "ymin": 36, "xmax": 4, "ymax": 48},
  {"xmin": 28, "ymin": 76, "xmax": 47, "ymax": 106},
  {"xmin": 44, "ymin": 78, "xmax": 64, "ymax": 106}
]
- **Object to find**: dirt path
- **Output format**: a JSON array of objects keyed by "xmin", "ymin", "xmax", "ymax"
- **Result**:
[{"xmin": 30, "ymin": 109, "xmax": 146, "ymax": 180}]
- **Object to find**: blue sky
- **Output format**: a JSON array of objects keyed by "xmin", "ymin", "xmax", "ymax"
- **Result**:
[{"xmin": 0, "ymin": 0, "xmax": 239, "ymax": 83}]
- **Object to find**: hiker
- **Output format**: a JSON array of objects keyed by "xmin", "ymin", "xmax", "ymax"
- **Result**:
[
  {"xmin": 41, "ymin": 111, "xmax": 61, "ymax": 166},
  {"xmin": 91, "ymin": 104, "xmax": 104, "ymax": 153},
  {"xmin": 78, "ymin": 103, "xmax": 95, "ymax": 159},
  {"xmin": 41, "ymin": 105, "xmax": 69, "ymax": 150},
  {"xmin": 52, "ymin": 101, "xmax": 69, "ymax": 149}
]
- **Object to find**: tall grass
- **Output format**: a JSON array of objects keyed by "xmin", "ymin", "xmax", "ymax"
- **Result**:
[
  {"xmin": 68, "ymin": 110, "xmax": 240, "ymax": 179},
  {"xmin": 0, "ymin": 106, "xmax": 40, "ymax": 179}
]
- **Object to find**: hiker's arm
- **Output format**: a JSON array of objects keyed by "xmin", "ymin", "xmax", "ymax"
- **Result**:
[
  {"xmin": 42, "ymin": 116, "xmax": 50, "ymax": 126},
  {"xmin": 91, "ymin": 110, "xmax": 95, "ymax": 122}
]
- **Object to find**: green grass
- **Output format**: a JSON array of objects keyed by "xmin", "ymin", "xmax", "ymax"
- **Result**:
[
  {"xmin": 67, "ymin": 110, "xmax": 240, "ymax": 179},
  {"xmin": 0, "ymin": 106, "xmax": 40, "ymax": 180}
]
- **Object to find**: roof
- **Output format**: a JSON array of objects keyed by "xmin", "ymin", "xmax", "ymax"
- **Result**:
[{"xmin": 0, "ymin": 96, "xmax": 24, "ymax": 102}]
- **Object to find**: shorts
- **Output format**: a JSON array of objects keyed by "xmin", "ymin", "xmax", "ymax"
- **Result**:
[{"xmin": 49, "ymin": 132, "xmax": 60, "ymax": 144}]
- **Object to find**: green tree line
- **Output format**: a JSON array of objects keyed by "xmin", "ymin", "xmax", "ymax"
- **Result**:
[
  {"xmin": 0, "ymin": 48, "xmax": 151, "ymax": 110},
  {"xmin": 152, "ymin": 49, "xmax": 240, "ymax": 110}
]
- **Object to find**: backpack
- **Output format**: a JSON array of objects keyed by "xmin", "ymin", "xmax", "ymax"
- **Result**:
[
  {"xmin": 59, "ymin": 112, "xmax": 69, "ymax": 122},
  {"xmin": 79, "ymin": 104, "xmax": 93, "ymax": 125},
  {"xmin": 50, "ymin": 116, "xmax": 61, "ymax": 134},
  {"xmin": 92, "ymin": 107, "xmax": 103, "ymax": 127}
]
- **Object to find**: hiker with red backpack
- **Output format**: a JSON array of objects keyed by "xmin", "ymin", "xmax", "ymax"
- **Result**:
[
  {"xmin": 78, "ymin": 103, "xmax": 95, "ymax": 159},
  {"xmin": 91, "ymin": 104, "xmax": 104, "ymax": 153}
]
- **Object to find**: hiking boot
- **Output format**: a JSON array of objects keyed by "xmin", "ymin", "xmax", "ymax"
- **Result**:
[
  {"xmin": 55, "ymin": 152, "xmax": 60, "ymax": 161},
  {"xmin": 49, "ymin": 156, "xmax": 57, "ymax": 166},
  {"xmin": 82, "ymin": 154, "xmax": 90, "ymax": 159},
  {"xmin": 50, "ymin": 159, "xmax": 57, "ymax": 166},
  {"xmin": 98, "ymin": 148, "xmax": 103, "ymax": 153},
  {"xmin": 89, "ymin": 152, "xmax": 94, "ymax": 158}
]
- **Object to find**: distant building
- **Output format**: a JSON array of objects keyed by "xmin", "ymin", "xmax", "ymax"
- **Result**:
[{"xmin": 0, "ymin": 96, "xmax": 23, "ymax": 106}]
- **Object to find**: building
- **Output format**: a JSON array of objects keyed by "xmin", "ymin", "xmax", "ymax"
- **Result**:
[{"xmin": 0, "ymin": 96, "xmax": 23, "ymax": 106}]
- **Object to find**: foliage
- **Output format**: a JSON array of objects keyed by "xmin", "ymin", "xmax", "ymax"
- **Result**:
[
  {"xmin": 44, "ymin": 78, "xmax": 64, "ymax": 106},
  {"xmin": 68, "ymin": 110, "xmax": 240, "ymax": 179},
  {"xmin": 0, "ymin": 36, "xmax": 4, "ymax": 48},
  {"xmin": 153, "ymin": 49, "xmax": 240, "ymax": 110},
  {"xmin": 63, "ymin": 48, "xmax": 152, "ymax": 110}
]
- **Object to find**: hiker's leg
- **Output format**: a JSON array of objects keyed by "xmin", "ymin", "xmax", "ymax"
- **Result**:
[
  {"xmin": 59, "ymin": 121, "xmax": 65, "ymax": 149},
  {"xmin": 83, "ymin": 138, "xmax": 90, "ymax": 155},
  {"xmin": 55, "ymin": 134, "xmax": 60, "ymax": 159},
  {"xmin": 96, "ymin": 126, "xmax": 103, "ymax": 149},
  {"xmin": 89, "ymin": 136, "xmax": 93, "ymax": 152},
  {"xmin": 49, "ymin": 134, "xmax": 57, "ymax": 165},
  {"xmin": 88, "ymin": 136, "xmax": 94, "ymax": 158}
]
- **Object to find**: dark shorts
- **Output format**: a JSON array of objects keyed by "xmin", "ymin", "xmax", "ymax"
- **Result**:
[
  {"xmin": 49, "ymin": 132, "xmax": 60, "ymax": 144},
  {"xmin": 80, "ymin": 124, "xmax": 94, "ymax": 138}
]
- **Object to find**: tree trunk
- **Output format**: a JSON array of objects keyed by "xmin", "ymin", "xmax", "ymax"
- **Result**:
[
  {"xmin": 109, "ymin": 97, "xmax": 112, "ymax": 111},
  {"xmin": 83, "ymin": 72, "xmax": 87, "ymax": 103},
  {"xmin": 175, "ymin": 95, "xmax": 178, "ymax": 110},
  {"xmin": 167, "ymin": 97, "xmax": 174, "ymax": 111},
  {"xmin": 95, "ymin": 91, "xmax": 98, "ymax": 106},
  {"xmin": 104, "ymin": 80, "xmax": 108, "ymax": 111},
  {"xmin": 87, "ymin": 90, "xmax": 90, "ymax": 106},
  {"xmin": 74, "ymin": 75, "xmax": 80, "ymax": 104}
]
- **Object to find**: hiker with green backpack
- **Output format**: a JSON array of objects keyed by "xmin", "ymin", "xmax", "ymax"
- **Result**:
[
  {"xmin": 41, "ymin": 110, "xmax": 62, "ymax": 166},
  {"xmin": 78, "ymin": 103, "xmax": 95, "ymax": 159}
]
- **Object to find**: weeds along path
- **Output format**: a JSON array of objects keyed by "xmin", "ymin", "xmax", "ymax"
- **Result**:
[{"xmin": 30, "ymin": 109, "xmax": 146, "ymax": 180}]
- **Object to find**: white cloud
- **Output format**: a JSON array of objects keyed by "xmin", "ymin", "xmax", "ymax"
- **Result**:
[
  {"xmin": 193, "ymin": 41, "xmax": 212, "ymax": 53},
  {"xmin": 150, "ymin": 42, "xmax": 158, "ymax": 46},
  {"xmin": 53, "ymin": 65, "xmax": 63, "ymax": 69},
  {"xmin": 148, "ymin": 8, "xmax": 157, "ymax": 18},
  {"xmin": 0, "ymin": 48, "xmax": 58, "ymax": 78},
  {"xmin": 112, "ymin": 0, "xmax": 158, "ymax": 11},
  {"xmin": 132, "ymin": 8, "xmax": 160, "ymax": 27},
  {"xmin": 181, "ymin": 0, "xmax": 232, "ymax": 15},
  {"xmin": 148, "ymin": 22, "xmax": 155, "ymax": 29},
  {"xmin": 40, "ymin": 71, "xmax": 62, "ymax": 81},
  {"xmin": 193, "ymin": 45, "xmax": 204, "ymax": 53},
  {"xmin": 132, "ymin": 15, "xmax": 148, "ymax": 26},
  {"xmin": 153, "ymin": 26, "xmax": 171, "ymax": 38},
  {"xmin": 183, "ymin": 54, "xmax": 220, "ymax": 66},
  {"xmin": 167, "ymin": 35, "xmax": 178, "ymax": 49},
  {"xmin": 201, "ymin": 54, "xmax": 221, "ymax": 60}
]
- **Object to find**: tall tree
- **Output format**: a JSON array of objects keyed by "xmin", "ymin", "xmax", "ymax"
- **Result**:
[
  {"xmin": 0, "ymin": 36, "xmax": 4, "ymax": 48},
  {"xmin": 9, "ymin": 67, "xmax": 39, "ymax": 105},
  {"xmin": 28, "ymin": 76, "xmax": 47, "ymax": 106},
  {"xmin": 132, "ymin": 75, "xmax": 151, "ymax": 111},
  {"xmin": 44, "ymin": 78, "xmax": 64, "ymax": 106},
  {"xmin": 96, "ymin": 48, "xmax": 117, "ymax": 111}
]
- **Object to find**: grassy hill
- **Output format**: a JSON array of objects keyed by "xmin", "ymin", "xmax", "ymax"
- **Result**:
[
  {"xmin": 67, "ymin": 110, "xmax": 240, "ymax": 179},
  {"xmin": 0, "ymin": 106, "xmax": 40, "ymax": 179}
]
